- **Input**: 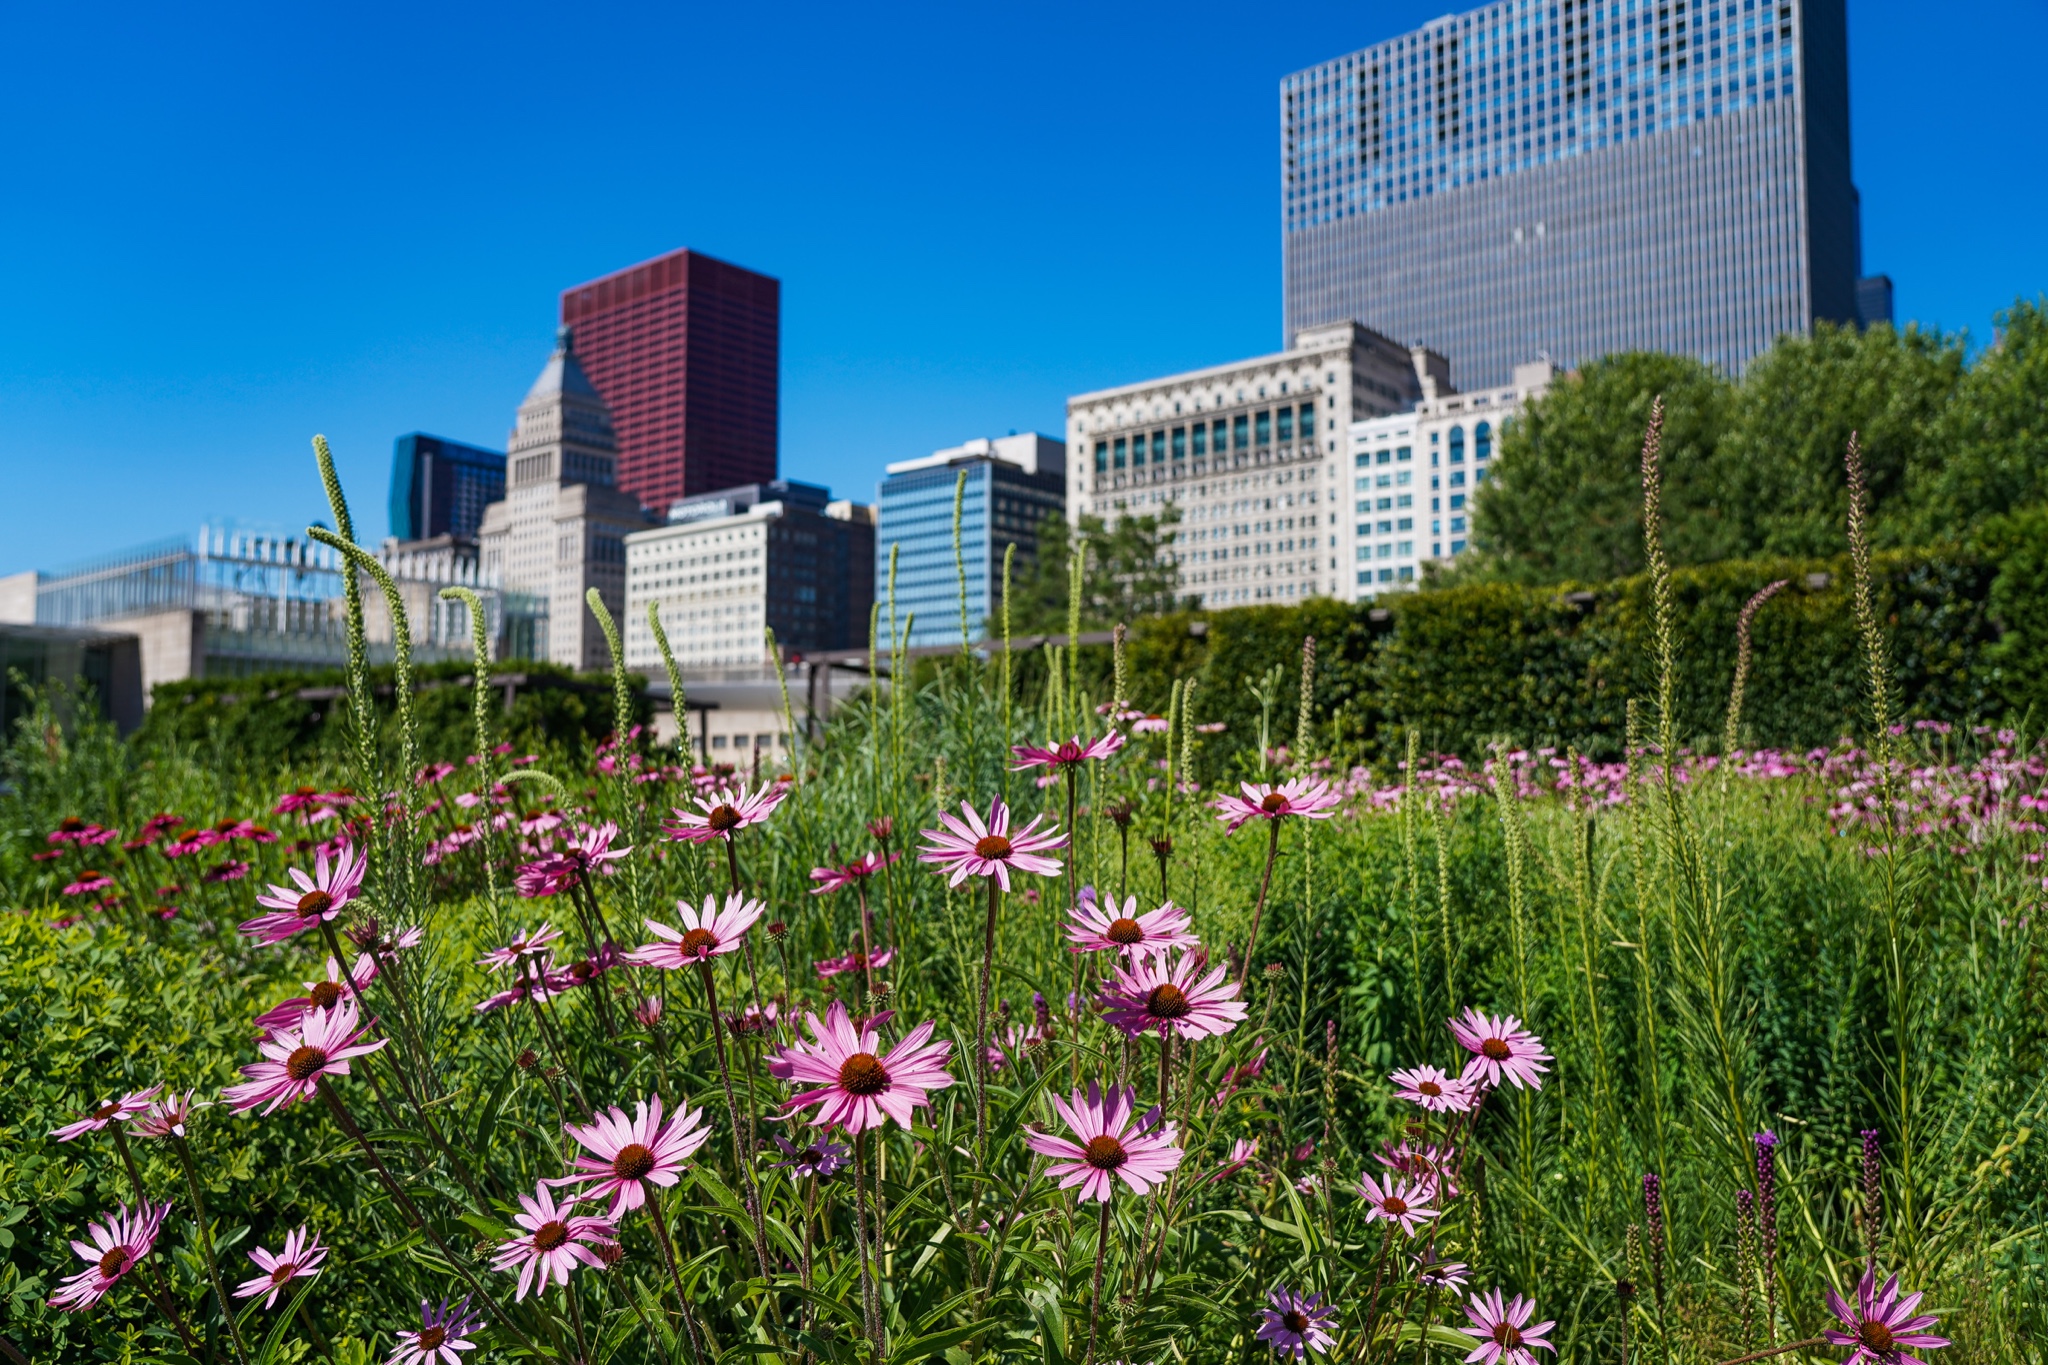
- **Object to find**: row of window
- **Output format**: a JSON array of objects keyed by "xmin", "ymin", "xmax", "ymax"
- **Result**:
[{"xmin": 1093, "ymin": 405, "xmax": 1319, "ymax": 472}]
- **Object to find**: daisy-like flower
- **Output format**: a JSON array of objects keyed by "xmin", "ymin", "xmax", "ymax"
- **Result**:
[
  {"xmin": 1824, "ymin": 1269, "xmax": 1951, "ymax": 1365},
  {"xmin": 491, "ymin": 1185, "xmax": 616, "ymax": 1300},
  {"xmin": 49, "ymin": 816, "xmax": 112, "ymax": 844},
  {"xmin": 235, "ymin": 1225, "xmax": 328, "ymax": 1308},
  {"xmin": 814, "ymin": 946, "xmax": 895, "ymax": 978},
  {"xmin": 662, "ymin": 782, "xmax": 786, "ymax": 844},
  {"xmin": 62, "ymin": 870, "xmax": 115, "ymax": 897},
  {"xmin": 916, "ymin": 798, "xmax": 1066, "ymax": 891},
  {"xmin": 50, "ymin": 1087, "xmax": 162, "ymax": 1143},
  {"xmin": 1024, "ymin": 1082, "xmax": 1184, "ymax": 1202},
  {"xmin": 1131, "ymin": 713, "xmax": 1170, "ymax": 734},
  {"xmin": 1213, "ymin": 1047, "xmax": 1271, "ymax": 1108},
  {"xmin": 476, "ymin": 923, "xmax": 564, "ymax": 972},
  {"xmin": 1390, "ymin": 1063, "xmax": 1476, "ymax": 1113},
  {"xmin": 723, "ymin": 1000, "xmax": 780, "ymax": 1036},
  {"xmin": 808, "ymin": 850, "xmax": 899, "ymax": 895},
  {"xmin": 626, "ymin": 893, "xmax": 766, "ymax": 968},
  {"xmin": 1067, "ymin": 892, "xmax": 1199, "ymax": 959},
  {"xmin": 1010, "ymin": 730, "xmax": 1127, "ymax": 772},
  {"xmin": 555, "ymin": 1095, "xmax": 711, "ymax": 1217},
  {"xmin": 1417, "ymin": 1259, "xmax": 1471, "ymax": 1292},
  {"xmin": 1206, "ymin": 1137, "xmax": 1261, "ymax": 1184},
  {"xmin": 388, "ymin": 1295, "xmax": 484, "ymax": 1365},
  {"xmin": 1449, "ymin": 1008, "xmax": 1552, "ymax": 1091},
  {"xmin": 240, "ymin": 841, "xmax": 366, "ymax": 945},
  {"xmin": 222, "ymin": 998, "xmax": 388, "ymax": 1114},
  {"xmin": 1357, "ymin": 1172, "xmax": 1439, "ymax": 1237},
  {"xmin": 515, "ymin": 822, "xmax": 631, "ymax": 897},
  {"xmin": 1213, "ymin": 779, "xmax": 1343, "ymax": 834},
  {"xmin": 1462, "ymin": 1289, "xmax": 1557, "ymax": 1365},
  {"xmin": 633, "ymin": 997, "xmax": 665, "ymax": 1028},
  {"xmin": 1098, "ymin": 948, "xmax": 1248, "ymax": 1041},
  {"xmin": 768, "ymin": 1001, "xmax": 956, "ymax": 1134},
  {"xmin": 48, "ymin": 1202, "xmax": 169, "ymax": 1311},
  {"xmin": 1377, "ymin": 1140, "xmax": 1461, "ymax": 1201},
  {"xmin": 253, "ymin": 955, "xmax": 379, "ymax": 1035},
  {"xmin": 130, "ymin": 1090, "xmax": 203, "ymax": 1141},
  {"xmin": 770, "ymin": 1133, "xmax": 852, "ymax": 1179},
  {"xmin": 1256, "ymin": 1285, "xmax": 1338, "ymax": 1360},
  {"xmin": 205, "ymin": 859, "xmax": 253, "ymax": 883}
]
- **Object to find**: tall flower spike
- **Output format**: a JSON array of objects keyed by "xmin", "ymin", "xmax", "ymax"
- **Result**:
[
  {"xmin": 1212, "ymin": 778, "xmax": 1341, "ymax": 834},
  {"xmin": 626, "ymin": 893, "xmax": 766, "ymax": 968},
  {"xmin": 222, "ymin": 998, "xmax": 388, "ymax": 1114},
  {"xmin": 239, "ymin": 840, "xmax": 366, "ymax": 945},
  {"xmin": 1449, "ymin": 1007, "xmax": 1552, "ymax": 1090},
  {"xmin": 768, "ymin": 1001, "xmax": 955, "ymax": 1134},
  {"xmin": 1023, "ymin": 1082, "xmax": 1184, "ymax": 1201},
  {"xmin": 1824, "ymin": 1269, "xmax": 1950, "ymax": 1365},
  {"xmin": 1462, "ymin": 1289, "xmax": 1557, "ymax": 1365},
  {"xmin": 1098, "ymin": 948, "xmax": 1248, "ymax": 1040},
  {"xmin": 555, "ymin": 1095, "xmax": 711, "ymax": 1218},
  {"xmin": 48, "ymin": 1202, "xmax": 169, "ymax": 1311},
  {"xmin": 1065, "ymin": 892, "xmax": 1199, "ymax": 959},
  {"xmin": 662, "ymin": 782, "xmax": 786, "ymax": 843},
  {"xmin": 916, "ymin": 797, "xmax": 1066, "ymax": 890},
  {"xmin": 234, "ymin": 1224, "xmax": 328, "ymax": 1309}
]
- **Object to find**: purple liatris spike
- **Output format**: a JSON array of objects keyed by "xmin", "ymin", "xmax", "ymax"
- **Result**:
[
  {"xmin": 1754, "ymin": 1131, "xmax": 1780, "ymax": 1339},
  {"xmin": 1033, "ymin": 991, "xmax": 1051, "ymax": 1036},
  {"xmin": 1735, "ymin": 1189, "xmax": 1759, "ymax": 1348},
  {"xmin": 1860, "ymin": 1128, "xmax": 1883, "ymax": 1268},
  {"xmin": 1642, "ymin": 1172, "xmax": 1667, "ymax": 1311}
]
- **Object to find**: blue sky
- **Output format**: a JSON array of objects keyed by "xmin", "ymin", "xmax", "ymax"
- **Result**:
[{"xmin": 2, "ymin": 0, "xmax": 2041, "ymax": 573}]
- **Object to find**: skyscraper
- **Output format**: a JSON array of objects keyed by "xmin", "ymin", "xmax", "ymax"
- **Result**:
[
  {"xmin": 1282, "ymin": 0, "xmax": 1883, "ymax": 387},
  {"xmin": 559, "ymin": 248, "xmax": 780, "ymax": 515},
  {"xmin": 387, "ymin": 433, "xmax": 505, "ymax": 542}
]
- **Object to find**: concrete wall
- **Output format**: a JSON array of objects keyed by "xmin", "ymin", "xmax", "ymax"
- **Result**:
[
  {"xmin": 0, "ymin": 571, "xmax": 38, "ymax": 624},
  {"xmin": 100, "ymin": 609, "xmax": 203, "ymax": 702}
]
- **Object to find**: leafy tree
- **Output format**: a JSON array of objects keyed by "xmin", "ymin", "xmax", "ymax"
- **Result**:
[
  {"xmin": 1012, "ymin": 507, "xmax": 1196, "ymax": 632},
  {"xmin": 1465, "ymin": 352, "xmax": 1734, "ymax": 583},
  {"xmin": 1907, "ymin": 296, "xmax": 2048, "ymax": 539}
]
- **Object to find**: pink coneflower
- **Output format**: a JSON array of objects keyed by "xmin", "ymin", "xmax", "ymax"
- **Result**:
[
  {"xmin": 1825, "ymin": 1269, "xmax": 1950, "ymax": 1365},
  {"xmin": 1098, "ymin": 949, "xmax": 1248, "ymax": 1040},
  {"xmin": 815, "ymin": 946, "xmax": 895, "ymax": 978},
  {"xmin": 770, "ymin": 1133, "xmax": 852, "ymax": 1179},
  {"xmin": 239, "ymin": 841, "xmax": 366, "ymax": 945},
  {"xmin": 1357, "ymin": 1172, "xmax": 1439, "ymax": 1237},
  {"xmin": 1206, "ymin": 1137, "xmax": 1261, "ymax": 1184},
  {"xmin": 808, "ymin": 850, "xmax": 899, "ymax": 894},
  {"xmin": 916, "ymin": 798, "xmax": 1066, "ymax": 891},
  {"xmin": 222, "ymin": 998, "xmax": 387, "ymax": 1114},
  {"xmin": 768, "ymin": 1001, "xmax": 955, "ymax": 1134},
  {"xmin": 490, "ymin": 1185, "xmax": 616, "ymax": 1300},
  {"xmin": 48, "ymin": 1201, "xmax": 169, "ymax": 1311},
  {"xmin": 1389, "ymin": 1064, "xmax": 1476, "ymax": 1113},
  {"xmin": 1213, "ymin": 1047, "xmax": 1271, "ymax": 1107},
  {"xmin": 473, "ymin": 978, "xmax": 552, "ymax": 1013},
  {"xmin": 1462, "ymin": 1289, "xmax": 1556, "ymax": 1365},
  {"xmin": 130, "ymin": 1090, "xmax": 202, "ymax": 1141},
  {"xmin": 1066, "ymin": 892, "xmax": 1199, "ymax": 959},
  {"xmin": 556, "ymin": 1095, "xmax": 711, "ymax": 1217},
  {"xmin": 1377, "ymin": 1141, "xmax": 1461, "ymax": 1201},
  {"xmin": 723, "ymin": 1000, "xmax": 780, "ymax": 1036},
  {"xmin": 554, "ymin": 943, "xmax": 623, "ymax": 992},
  {"xmin": 139, "ymin": 812, "xmax": 184, "ymax": 841},
  {"xmin": 1024, "ymin": 1082, "xmax": 1184, "ymax": 1201},
  {"xmin": 1131, "ymin": 714, "xmax": 1170, "ymax": 734},
  {"xmin": 663, "ymin": 782, "xmax": 786, "ymax": 844},
  {"xmin": 48, "ymin": 816, "xmax": 109, "ymax": 844},
  {"xmin": 252, "ymin": 955, "xmax": 380, "ymax": 1035},
  {"xmin": 516, "ymin": 822, "xmax": 631, "ymax": 896},
  {"xmin": 388, "ymin": 1296, "xmax": 484, "ymax": 1365},
  {"xmin": 1416, "ymin": 1259, "xmax": 1471, "ymax": 1292},
  {"xmin": 1213, "ymin": 779, "xmax": 1342, "ymax": 834},
  {"xmin": 235, "ymin": 1225, "xmax": 328, "ymax": 1308},
  {"xmin": 273, "ymin": 787, "xmax": 327, "ymax": 815},
  {"xmin": 206, "ymin": 859, "xmax": 253, "ymax": 883},
  {"xmin": 1449, "ymin": 1008, "xmax": 1552, "ymax": 1091},
  {"xmin": 1256, "ymin": 1285, "xmax": 1337, "ymax": 1360},
  {"xmin": 50, "ymin": 1087, "xmax": 163, "ymax": 1143},
  {"xmin": 416, "ymin": 762, "xmax": 457, "ymax": 786},
  {"xmin": 633, "ymin": 997, "xmax": 664, "ymax": 1028},
  {"xmin": 1010, "ymin": 730, "xmax": 1127, "ymax": 772},
  {"xmin": 476, "ymin": 923, "xmax": 564, "ymax": 972},
  {"xmin": 866, "ymin": 816, "xmax": 894, "ymax": 842},
  {"xmin": 627, "ymin": 893, "xmax": 766, "ymax": 968},
  {"xmin": 61, "ymin": 870, "xmax": 115, "ymax": 897}
]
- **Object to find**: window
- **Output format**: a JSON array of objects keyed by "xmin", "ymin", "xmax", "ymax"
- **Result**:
[
  {"xmin": 1172, "ymin": 427, "xmax": 1187, "ymax": 459},
  {"xmin": 1152, "ymin": 432, "xmax": 1167, "ymax": 463},
  {"xmin": 1397, "ymin": 494, "xmax": 1413, "ymax": 508},
  {"xmin": 1449, "ymin": 426, "xmax": 1465, "ymax": 462},
  {"xmin": 1397, "ymin": 517, "xmax": 1413, "ymax": 531},
  {"xmin": 1355, "ymin": 452, "xmax": 1371, "ymax": 468},
  {"xmin": 1450, "ymin": 471, "xmax": 1466, "ymax": 487},
  {"xmin": 1192, "ymin": 424, "xmax": 1207, "ymax": 456},
  {"xmin": 1396, "ymin": 470, "xmax": 1412, "ymax": 485},
  {"xmin": 1397, "ymin": 445, "xmax": 1413, "ymax": 461},
  {"xmin": 1398, "ymin": 566, "xmax": 1415, "ymax": 582},
  {"xmin": 1300, "ymin": 404, "xmax": 1316, "ymax": 437},
  {"xmin": 1450, "ymin": 494, "xmax": 1466, "ymax": 509},
  {"xmin": 1277, "ymin": 408, "xmax": 1294, "ymax": 442},
  {"xmin": 1255, "ymin": 411, "xmax": 1271, "ymax": 446},
  {"xmin": 1113, "ymin": 438, "xmax": 1127, "ymax": 468},
  {"xmin": 1233, "ymin": 415, "xmax": 1249, "ymax": 450},
  {"xmin": 1377, "ymin": 498, "xmax": 1392, "ymax": 512},
  {"xmin": 1093, "ymin": 441, "xmax": 1108, "ymax": 472},
  {"xmin": 1475, "ymin": 467, "xmax": 1488, "ymax": 484},
  {"xmin": 1397, "ymin": 540, "xmax": 1414, "ymax": 555},
  {"xmin": 1475, "ymin": 421, "xmax": 1492, "ymax": 460},
  {"xmin": 1377, "ymin": 450, "xmax": 1392, "ymax": 465},
  {"xmin": 1378, "ymin": 568, "xmax": 1394, "ymax": 582},
  {"xmin": 1451, "ymin": 517, "xmax": 1466, "ymax": 532},
  {"xmin": 1214, "ymin": 419, "xmax": 1229, "ymax": 451},
  {"xmin": 1451, "ymin": 539, "xmax": 1467, "ymax": 553}
]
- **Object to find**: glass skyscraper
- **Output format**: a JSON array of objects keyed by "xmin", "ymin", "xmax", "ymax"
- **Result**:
[
  {"xmin": 388, "ymin": 433, "xmax": 506, "ymax": 542},
  {"xmin": 1282, "ymin": 0, "xmax": 1881, "ymax": 388}
]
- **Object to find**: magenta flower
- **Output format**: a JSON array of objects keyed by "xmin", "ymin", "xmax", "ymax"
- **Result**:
[
  {"xmin": 48, "ymin": 1202, "xmax": 169, "ymax": 1311},
  {"xmin": 389, "ymin": 1295, "xmax": 483, "ymax": 1365},
  {"xmin": 234, "ymin": 1224, "xmax": 328, "ymax": 1308},
  {"xmin": 1212, "ymin": 779, "xmax": 1342, "ymax": 834},
  {"xmin": 808, "ymin": 850, "xmax": 900, "ymax": 895},
  {"xmin": 1098, "ymin": 948, "xmax": 1248, "ymax": 1040},
  {"xmin": 768, "ymin": 1001, "xmax": 956, "ymax": 1134},
  {"xmin": 1066, "ymin": 891, "xmax": 1199, "ymax": 959},
  {"xmin": 50, "ymin": 1087, "xmax": 162, "ymax": 1143},
  {"xmin": 222, "ymin": 998, "xmax": 388, "ymax": 1114},
  {"xmin": 1357, "ymin": 1171, "xmax": 1438, "ymax": 1236},
  {"xmin": 1462, "ymin": 1289, "xmax": 1556, "ymax": 1365},
  {"xmin": 205, "ymin": 859, "xmax": 252, "ymax": 883},
  {"xmin": 253, "ymin": 954, "xmax": 379, "ymax": 1035},
  {"xmin": 1449, "ymin": 1008, "xmax": 1552, "ymax": 1091},
  {"xmin": 626, "ymin": 893, "xmax": 766, "ymax": 968},
  {"xmin": 515, "ymin": 821, "xmax": 630, "ymax": 897},
  {"xmin": 1010, "ymin": 730, "xmax": 1126, "ymax": 772},
  {"xmin": 663, "ymin": 782, "xmax": 786, "ymax": 843},
  {"xmin": 61, "ymin": 870, "xmax": 115, "ymax": 897},
  {"xmin": 490, "ymin": 1185, "xmax": 615, "ymax": 1300},
  {"xmin": 1024, "ymin": 1082, "xmax": 1184, "ymax": 1201},
  {"xmin": 555, "ymin": 1095, "xmax": 711, "ymax": 1218},
  {"xmin": 49, "ymin": 817, "xmax": 115, "ymax": 845},
  {"xmin": 1256, "ymin": 1285, "xmax": 1337, "ymax": 1360},
  {"xmin": 1825, "ymin": 1269, "xmax": 1950, "ymax": 1365},
  {"xmin": 1417, "ymin": 1259, "xmax": 1471, "ymax": 1292},
  {"xmin": 815, "ymin": 946, "xmax": 895, "ymax": 978},
  {"xmin": 130, "ymin": 1090, "xmax": 202, "ymax": 1141},
  {"xmin": 917, "ymin": 798, "xmax": 1066, "ymax": 890},
  {"xmin": 1389, "ymin": 1063, "xmax": 1476, "ymax": 1113},
  {"xmin": 1205, "ymin": 1137, "xmax": 1261, "ymax": 1184},
  {"xmin": 476, "ymin": 923, "xmax": 563, "ymax": 972},
  {"xmin": 1377, "ymin": 1140, "xmax": 1462, "ymax": 1201},
  {"xmin": 633, "ymin": 997, "xmax": 665, "ymax": 1028},
  {"xmin": 240, "ymin": 841, "xmax": 366, "ymax": 945}
]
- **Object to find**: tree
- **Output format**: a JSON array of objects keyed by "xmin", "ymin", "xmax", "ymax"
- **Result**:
[
  {"xmin": 1907, "ymin": 296, "xmax": 2048, "ymax": 540},
  {"xmin": 1465, "ymin": 352, "xmax": 1734, "ymax": 583},
  {"xmin": 1012, "ymin": 508, "xmax": 1197, "ymax": 633}
]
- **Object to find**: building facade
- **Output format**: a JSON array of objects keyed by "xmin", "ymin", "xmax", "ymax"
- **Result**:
[
  {"xmin": 623, "ymin": 482, "xmax": 875, "ymax": 674},
  {"xmin": 874, "ymin": 435, "xmax": 1065, "ymax": 649},
  {"xmin": 1345, "ymin": 359, "xmax": 1554, "ymax": 595},
  {"xmin": 560, "ymin": 248, "xmax": 780, "ymax": 515},
  {"xmin": 387, "ymin": 433, "xmax": 506, "ymax": 542},
  {"xmin": 1282, "ymin": 0, "xmax": 1882, "ymax": 386},
  {"xmin": 477, "ymin": 330, "xmax": 651, "ymax": 671},
  {"xmin": 1064, "ymin": 323, "xmax": 1442, "ymax": 609}
]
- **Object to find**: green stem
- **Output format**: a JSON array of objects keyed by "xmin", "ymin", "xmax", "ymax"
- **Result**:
[{"xmin": 170, "ymin": 1136, "xmax": 252, "ymax": 1365}]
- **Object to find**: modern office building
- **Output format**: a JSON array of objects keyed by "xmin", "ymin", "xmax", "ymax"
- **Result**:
[
  {"xmin": 1346, "ymin": 359, "xmax": 1554, "ymax": 595},
  {"xmin": 623, "ymin": 480, "xmax": 875, "ymax": 678},
  {"xmin": 560, "ymin": 248, "xmax": 780, "ymax": 516},
  {"xmin": 477, "ymin": 329, "xmax": 652, "ymax": 671},
  {"xmin": 387, "ymin": 434, "xmax": 506, "ymax": 542},
  {"xmin": 1064, "ymin": 322, "xmax": 1441, "ymax": 608},
  {"xmin": 1282, "ymin": 0, "xmax": 1887, "ymax": 386},
  {"xmin": 874, "ymin": 434, "xmax": 1066, "ymax": 648}
]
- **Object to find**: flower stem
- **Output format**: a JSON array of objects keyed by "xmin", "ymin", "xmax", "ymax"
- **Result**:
[
  {"xmin": 109, "ymin": 1127, "xmax": 201, "ymax": 1359},
  {"xmin": 1237, "ymin": 819, "xmax": 1283, "ymax": 988},
  {"xmin": 170, "ymin": 1136, "xmax": 252, "ymax": 1365},
  {"xmin": 1083, "ymin": 1198, "xmax": 1113, "ymax": 1365},
  {"xmin": 975, "ymin": 875, "xmax": 1002, "ymax": 1162},
  {"xmin": 1715, "ymin": 1339, "xmax": 1828, "ymax": 1365},
  {"xmin": 696, "ymin": 960, "xmax": 773, "ymax": 1281},
  {"xmin": 647, "ymin": 1188, "xmax": 711, "ymax": 1365},
  {"xmin": 852, "ymin": 1130, "xmax": 886, "ymax": 1361}
]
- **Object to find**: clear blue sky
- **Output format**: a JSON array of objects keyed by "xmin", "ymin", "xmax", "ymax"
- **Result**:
[{"xmin": 2, "ymin": 0, "xmax": 2041, "ymax": 573}]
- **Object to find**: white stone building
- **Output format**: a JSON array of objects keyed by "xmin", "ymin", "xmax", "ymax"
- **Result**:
[{"xmin": 1064, "ymin": 322, "xmax": 1447, "ymax": 608}]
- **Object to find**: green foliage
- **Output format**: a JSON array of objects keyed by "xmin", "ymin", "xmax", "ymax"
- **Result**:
[
  {"xmin": 1909, "ymin": 296, "xmax": 2048, "ymax": 539},
  {"xmin": 1975, "ymin": 503, "xmax": 2048, "ymax": 725},
  {"xmin": 1015, "ymin": 509, "xmax": 1197, "ymax": 633}
]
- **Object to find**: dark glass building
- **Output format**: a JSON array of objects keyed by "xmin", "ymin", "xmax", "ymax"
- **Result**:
[
  {"xmin": 1282, "ymin": 0, "xmax": 1883, "ymax": 385},
  {"xmin": 560, "ymin": 248, "xmax": 780, "ymax": 517},
  {"xmin": 388, "ymin": 433, "xmax": 506, "ymax": 542}
]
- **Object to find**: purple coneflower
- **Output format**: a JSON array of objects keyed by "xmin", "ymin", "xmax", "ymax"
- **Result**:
[
  {"xmin": 222, "ymin": 998, "xmax": 387, "ymax": 1114},
  {"xmin": 1377, "ymin": 1140, "xmax": 1461, "ymax": 1201},
  {"xmin": 50, "ymin": 1087, "xmax": 162, "ymax": 1142},
  {"xmin": 61, "ymin": 870, "xmax": 115, "ymax": 897},
  {"xmin": 770, "ymin": 1133, "xmax": 852, "ymax": 1179},
  {"xmin": 253, "ymin": 954, "xmax": 378, "ymax": 1035},
  {"xmin": 1099, "ymin": 948, "xmax": 1248, "ymax": 1040},
  {"xmin": 663, "ymin": 782, "xmax": 786, "ymax": 844},
  {"xmin": 1417, "ymin": 1259, "xmax": 1471, "ymax": 1292},
  {"xmin": 768, "ymin": 1001, "xmax": 955, "ymax": 1134},
  {"xmin": 129, "ymin": 1089, "xmax": 201, "ymax": 1140},
  {"xmin": 491, "ymin": 1185, "xmax": 615, "ymax": 1300},
  {"xmin": 808, "ymin": 850, "xmax": 898, "ymax": 894},
  {"xmin": 1010, "ymin": 730, "xmax": 1127, "ymax": 772},
  {"xmin": 916, "ymin": 798, "xmax": 1066, "ymax": 890},
  {"xmin": 1066, "ymin": 892, "xmax": 1199, "ymax": 959},
  {"xmin": 1462, "ymin": 1289, "xmax": 1556, "ymax": 1365},
  {"xmin": 515, "ymin": 821, "xmax": 630, "ymax": 896},
  {"xmin": 555, "ymin": 1095, "xmax": 711, "ymax": 1218},
  {"xmin": 1449, "ymin": 1007, "xmax": 1552, "ymax": 1091},
  {"xmin": 476, "ymin": 923, "xmax": 563, "ymax": 972},
  {"xmin": 1023, "ymin": 1082, "xmax": 1184, "ymax": 1202},
  {"xmin": 240, "ymin": 841, "xmax": 366, "ymax": 945},
  {"xmin": 48, "ymin": 1202, "xmax": 169, "ymax": 1311},
  {"xmin": 234, "ymin": 1224, "xmax": 327, "ymax": 1308},
  {"xmin": 626, "ymin": 893, "xmax": 765, "ymax": 967},
  {"xmin": 205, "ymin": 859, "xmax": 252, "ymax": 883},
  {"xmin": 1212, "ymin": 779, "xmax": 1341, "ymax": 834},
  {"xmin": 388, "ymin": 1295, "xmax": 483, "ymax": 1365},
  {"xmin": 633, "ymin": 996, "xmax": 664, "ymax": 1028},
  {"xmin": 1389, "ymin": 1063, "xmax": 1476, "ymax": 1113},
  {"xmin": 1357, "ymin": 1171, "xmax": 1439, "ymax": 1236},
  {"xmin": 1824, "ymin": 1269, "xmax": 1950, "ymax": 1365},
  {"xmin": 1205, "ymin": 1137, "xmax": 1260, "ymax": 1184},
  {"xmin": 815, "ymin": 946, "xmax": 895, "ymax": 978},
  {"xmin": 1255, "ymin": 1285, "xmax": 1337, "ymax": 1360}
]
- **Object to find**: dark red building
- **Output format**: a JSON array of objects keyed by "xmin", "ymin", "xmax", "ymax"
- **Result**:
[{"xmin": 559, "ymin": 248, "xmax": 779, "ymax": 515}]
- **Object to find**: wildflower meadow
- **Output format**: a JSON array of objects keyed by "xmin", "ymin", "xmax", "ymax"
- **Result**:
[{"xmin": 2, "ymin": 416, "xmax": 2045, "ymax": 1365}]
